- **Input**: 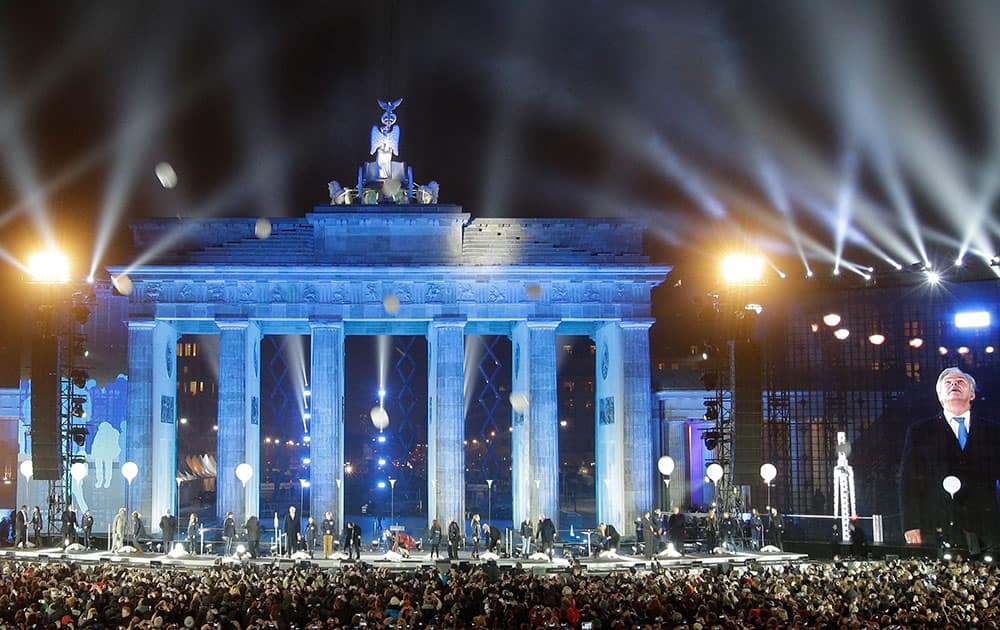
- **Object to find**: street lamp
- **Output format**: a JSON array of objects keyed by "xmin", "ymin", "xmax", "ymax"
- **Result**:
[
  {"xmin": 122, "ymin": 461, "xmax": 138, "ymax": 518},
  {"xmin": 657, "ymin": 456, "xmax": 674, "ymax": 510},
  {"xmin": 388, "ymin": 478, "xmax": 397, "ymax": 525},
  {"xmin": 706, "ymin": 463, "xmax": 723, "ymax": 506},
  {"xmin": 486, "ymin": 479, "xmax": 494, "ymax": 522}
]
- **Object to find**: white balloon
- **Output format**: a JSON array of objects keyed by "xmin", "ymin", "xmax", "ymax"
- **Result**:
[
  {"xmin": 19, "ymin": 459, "xmax": 33, "ymax": 479},
  {"xmin": 760, "ymin": 463, "xmax": 777, "ymax": 483},
  {"xmin": 509, "ymin": 393, "xmax": 529, "ymax": 414},
  {"xmin": 121, "ymin": 461, "xmax": 139, "ymax": 483},
  {"xmin": 657, "ymin": 456, "xmax": 675, "ymax": 476},
  {"xmin": 155, "ymin": 162, "xmax": 177, "ymax": 189},
  {"xmin": 70, "ymin": 461, "xmax": 88, "ymax": 481},
  {"xmin": 370, "ymin": 406, "xmax": 390, "ymax": 430},
  {"xmin": 383, "ymin": 293, "xmax": 401, "ymax": 316},
  {"xmin": 255, "ymin": 217, "xmax": 272, "ymax": 239},
  {"xmin": 235, "ymin": 463, "xmax": 254, "ymax": 484},
  {"xmin": 706, "ymin": 463, "xmax": 724, "ymax": 483},
  {"xmin": 942, "ymin": 475, "xmax": 962, "ymax": 498},
  {"xmin": 112, "ymin": 274, "xmax": 134, "ymax": 296}
]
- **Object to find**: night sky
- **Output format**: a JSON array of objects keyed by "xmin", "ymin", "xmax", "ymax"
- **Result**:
[{"xmin": 0, "ymin": 0, "xmax": 997, "ymax": 373}]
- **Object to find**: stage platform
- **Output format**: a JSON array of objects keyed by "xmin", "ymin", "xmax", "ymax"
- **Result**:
[{"xmin": 1, "ymin": 545, "xmax": 808, "ymax": 574}]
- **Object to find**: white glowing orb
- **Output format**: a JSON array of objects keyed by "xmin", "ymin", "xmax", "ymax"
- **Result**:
[
  {"xmin": 509, "ymin": 393, "xmax": 529, "ymax": 414},
  {"xmin": 112, "ymin": 274, "xmax": 134, "ymax": 296},
  {"xmin": 235, "ymin": 463, "xmax": 253, "ymax": 486},
  {"xmin": 942, "ymin": 475, "xmax": 961, "ymax": 498},
  {"xmin": 254, "ymin": 217, "xmax": 272, "ymax": 239},
  {"xmin": 70, "ymin": 461, "xmax": 88, "ymax": 481},
  {"xmin": 121, "ymin": 461, "xmax": 139, "ymax": 483},
  {"xmin": 760, "ymin": 463, "xmax": 777, "ymax": 483},
  {"xmin": 370, "ymin": 406, "xmax": 390, "ymax": 430},
  {"xmin": 20, "ymin": 459, "xmax": 33, "ymax": 480},
  {"xmin": 822, "ymin": 313, "xmax": 841, "ymax": 327},
  {"xmin": 155, "ymin": 162, "xmax": 178, "ymax": 189},
  {"xmin": 706, "ymin": 463, "xmax": 724, "ymax": 483},
  {"xmin": 382, "ymin": 293, "xmax": 401, "ymax": 316},
  {"xmin": 909, "ymin": 338, "xmax": 924, "ymax": 349},
  {"xmin": 657, "ymin": 455, "xmax": 675, "ymax": 476},
  {"xmin": 868, "ymin": 334, "xmax": 886, "ymax": 346},
  {"xmin": 525, "ymin": 283, "xmax": 542, "ymax": 299},
  {"xmin": 833, "ymin": 328, "xmax": 850, "ymax": 340}
]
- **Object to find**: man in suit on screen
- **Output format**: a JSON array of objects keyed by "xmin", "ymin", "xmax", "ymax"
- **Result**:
[{"xmin": 900, "ymin": 367, "xmax": 1000, "ymax": 554}]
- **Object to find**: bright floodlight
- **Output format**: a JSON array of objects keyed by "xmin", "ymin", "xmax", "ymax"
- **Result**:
[
  {"xmin": 822, "ymin": 313, "xmax": 841, "ymax": 327},
  {"xmin": 908, "ymin": 338, "xmax": 924, "ymax": 349},
  {"xmin": 926, "ymin": 271, "xmax": 941, "ymax": 284},
  {"xmin": 721, "ymin": 254, "xmax": 764, "ymax": 284},
  {"xmin": 28, "ymin": 250, "xmax": 69, "ymax": 283},
  {"xmin": 954, "ymin": 311, "xmax": 990, "ymax": 329},
  {"xmin": 833, "ymin": 328, "xmax": 850, "ymax": 340},
  {"xmin": 868, "ymin": 334, "xmax": 886, "ymax": 345}
]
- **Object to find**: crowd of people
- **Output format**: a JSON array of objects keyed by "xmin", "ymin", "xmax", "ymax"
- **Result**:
[{"xmin": 2, "ymin": 556, "xmax": 999, "ymax": 629}]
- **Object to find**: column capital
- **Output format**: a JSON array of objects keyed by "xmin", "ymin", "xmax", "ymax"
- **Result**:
[
  {"xmin": 308, "ymin": 315, "xmax": 345, "ymax": 330},
  {"xmin": 620, "ymin": 318, "xmax": 655, "ymax": 330},
  {"xmin": 521, "ymin": 318, "xmax": 560, "ymax": 330},
  {"xmin": 127, "ymin": 318, "xmax": 157, "ymax": 330},
  {"xmin": 429, "ymin": 315, "xmax": 467, "ymax": 329},
  {"xmin": 215, "ymin": 317, "xmax": 251, "ymax": 331}
]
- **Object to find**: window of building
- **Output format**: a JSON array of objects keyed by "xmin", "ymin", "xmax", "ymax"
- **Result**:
[{"xmin": 562, "ymin": 344, "xmax": 573, "ymax": 354}]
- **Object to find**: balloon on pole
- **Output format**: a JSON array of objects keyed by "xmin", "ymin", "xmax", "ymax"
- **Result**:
[{"xmin": 657, "ymin": 456, "xmax": 675, "ymax": 476}]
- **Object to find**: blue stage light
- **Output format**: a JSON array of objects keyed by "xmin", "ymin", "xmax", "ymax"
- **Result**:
[
  {"xmin": 377, "ymin": 434, "xmax": 386, "ymax": 443},
  {"xmin": 377, "ymin": 481, "xmax": 386, "ymax": 489},
  {"xmin": 955, "ymin": 310, "xmax": 990, "ymax": 329}
]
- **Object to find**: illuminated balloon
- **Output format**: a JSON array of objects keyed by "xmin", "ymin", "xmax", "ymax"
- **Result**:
[
  {"xmin": 706, "ymin": 463, "xmax": 724, "ymax": 483},
  {"xmin": 155, "ymin": 162, "xmax": 177, "ymax": 189},
  {"xmin": 236, "ymin": 463, "xmax": 254, "ymax": 487},
  {"xmin": 525, "ymin": 283, "xmax": 542, "ymax": 299},
  {"xmin": 112, "ymin": 274, "xmax": 134, "ymax": 296},
  {"xmin": 760, "ymin": 463, "xmax": 777, "ymax": 483},
  {"xmin": 70, "ymin": 461, "xmax": 88, "ymax": 481},
  {"xmin": 383, "ymin": 293, "xmax": 401, "ymax": 316},
  {"xmin": 657, "ymin": 456, "xmax": 675, "ymax": 476},
  {"xmin": 19, "ymin": 460, "xmax": 32, "ymax": 480},
  {"xmin": 942, "ymin": 475, "xmax": 961, "ymax": 498},
  {"xmin": 121, "ymin": 461, "xmax": 139, "ymax": 484},
  {"xmin": 509, "ymin": 393, "xmax": 529, "ymax": 414},
  {"xmin": 255, "ymin": 217, "xmax": 272, "ymax": 239},
  {"xmin": 370, "ymin": 406, "xmax": 390, "ymax": 430}
]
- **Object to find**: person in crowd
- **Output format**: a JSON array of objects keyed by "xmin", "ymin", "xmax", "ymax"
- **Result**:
[
  {"xmin": 704, "ymin": 507, "xmax": 720, "ymax": 551},
  {"xmin": 283, "ymin": 506, "xmax": 301, "ymax": 557},
  {"xmin": 321, "ymin": 511, "xmax": 336, "ymax": 559},
  {"xmin": 519, "ymin": 516, "xmax": 534, "ymax": 557},
  {"xmin": 849, "ymin": 520, "xmax": 869, "ymax": 559},
  {"xmin": 429, "ymin": 518, "xmax": 442, "ymax": 559},
  {"xmin": 159, "ymin": 509, "xmax": 176, "ymax": 553},
  {"xmin": 768, "ymin": 506, "xmax": 785, "ymax": 550},
  {"xmin": 30, "ymin": 506, "xmax": 42, "ymax": 547},
  {"xmin": 61, "ymin": 504, "xmax": 78, "ymax": 547},
  {"xmin": 667, "ymin": 506, "xmax": 686, "ymax": 555},
  {"xmin": 14, "ymin": 505, "xmax": 27, "ymax": 549},
  {"xmin": 901, "ymin": 367, "xmax": 1000, "ymax": 555},
  {"xmin": 750, "ymin": 508, "xmax": 764, "ymax": 550},
  {"xmin": 222, "ymin": 511, "xmax": 237, "ymax": 555},
  {"xmin": 641, "ymin": 511, "xmax": 657, "ymax": 559},
  {"xmin": 130, "ymin": 511, "xmax": 146, "ymax": 551},
  {"xmin": 244, "ymin": 514, "xmax": 260, "ymax": 558},
  {"xmin": 447, "ymin": 516, "xmax": 461, "ymax": 560},
  {"xmin": 831, "ymin": 522, "xmax": 842, "ymax": 559},
  {"xmin": 186, "ymin": 513, "xmax": 199, "ymax": 554},
  {"xmin": 111, "ymin": 507, "xmax": 127, "ymax": 552},
  {"xmin": 470, "ymin": 514, "xmax": 482, "ymax": 559},
  {"xmin": 81, "ymin": 509, "xmax": 94, "ymax": 549},
  {"xmin": 537, "ymin": 513, "xmax": 557, "ymax": 560},
  {"xmin": 304, "ymin": 516, "xmax": 318, "ymax": 556}
]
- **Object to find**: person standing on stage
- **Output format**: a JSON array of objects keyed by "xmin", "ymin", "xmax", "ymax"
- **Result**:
[
  {"xmin": 62, "ymin": 504, "xmax": 78, "ymax": 547},
  {"xmin": 159, "ymin": 509, "xmax": 177, "ymax": 553},
  {"xmin": 469, "ymin": 514, "xmax": 481, "ymax": 559},
  {"xmin": 222, "ymin": 511, "xmax": 236, "ymax": 555},
  {"xmin": 112, "ymin": 507, "xmax": 127, "ymax": 552},
  {"xmin": 704, "ymin": 507, "xmax": 720, "ymax": 551},
  {"xmin": 641, "ymin": 511, "xmax": 657, "ymax": 559},
  {"xmin": 485, "ymin": 522, "xmax": 502, "ymax": 553},
  {"xmin": 305, "ymin": 515, "xmax": 318, "ymax": 556},
  {"xmin": 186, "ymin": 513, "xmax": 199, "ymax": 554},
  {"xmin": 429, "ymin": 518, "xmax": 442, "ymax": 559},
  {"xmin": 81, "ymin": 510, "xmax": 94, "ymax": 549},
  {"xmin": 537, "ymin": 513, "xmax": 556, "ymax": 560},
  {"xmin": 768, "ymin": 507, "xmax": 785, "ymax": 550},
  {"xmin": 667, "ymin": 506, "xmax": 686, "ymax": 555},
  {"xmin": 244, "ymin": 514, "xmax": 260, "ymax": 558},
  {"xmin": 283, "ymin": 506, "xmax": 301, "ymax": 556},
  {"xmin": 321, "ymin": 511, "xmax": 336, "ymax": 559},
  {"xmin": 721, "ymin": 510, "xmax": 739, "ymax": 551},
  {"xmin": 349, "ymin": 521, "xmax": 362, "ymax": 559},
  {"xmin": 447, "ymin": 516, "xmax": 461, "ymax": 560},
  {"xmin": 14, "ymin": 505, "xmax": 27, "ymax": 549},
  {"xmin": 519, "ymin": 517, "xmax": 534, "ymax": 557},
  {"xmin": 342, "ymin": 522, "xmax": 355, "ymax": 559},
  {"xmin": 130, "ymin": 511, "xmax": 146, "ymax": 551},
  {"xmin": 750, "ymin": 508, "xmax": 764, "ymax": 551},
  {"xmin": 30, "ymin": 506, "xmax": 42, "ymax": 547},
  {"xmin": 900, "ymin": 367, "xmax": 1000, "ymax": 554}
]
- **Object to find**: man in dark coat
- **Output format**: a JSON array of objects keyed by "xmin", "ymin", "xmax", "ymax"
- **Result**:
[
  {"xmin": 81, "ymin": 510, "xmax": 94, "ymax": 549},
  {"xmin": 244, "ymin": 515, "xmax": 261, "ymax": 558},
  {"xmin": 283, "ymin": 506, "xmax": 301, "ymax": 556},
  {"xmin": 667, "ymin": 507, "xmax": 686, "ymax": 554},
  {"xmin": 767, "ymin": 507, "xmax": 785, "ymax": 549},
  {"xmin": 14, "ymin": 505, "xmax": 27, "ymax": 548},
  {"xmin": 447, "ymin": 517, "xmax": 461, "ymax": 560},
  {"xmin": 900, "ymin": 367, "xmax": 1000, "ymax": 554},
  {"xmin": 641, "ymin": 511, "xmax": 657, "ymax": 559},
  {"xmin": 61, "ymin": 505, "xmax": 78, "ymax": 547},
  {"xmin": 537, "ymin": 513, "xmax": 556, "ymax": 560},
  {"xmin": 486, "ymin": 523, "xmax": 502, "ymax": 553},
  {"xmin": 159, "ymin": 509, "xmax": 177, "ymax": 552},
  {"xmin": 222, "ymin": 511, "xmax": 236, "ymax": 555},
  {"xmin": 349, "ymin": 520, "xmax": 362, "ymax": 559}
]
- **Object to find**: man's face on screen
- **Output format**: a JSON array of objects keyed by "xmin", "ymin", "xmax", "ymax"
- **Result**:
[{"xmin": 938, "ymin": 374, "xmax": 975, "ymax": 411}]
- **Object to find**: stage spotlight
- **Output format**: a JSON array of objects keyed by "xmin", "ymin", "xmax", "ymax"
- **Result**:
[
  {"xmin": 721, "ymin": 254, "xmax": 764, "ymax": 284},
  {"xmin": 955, "ymin": 311, "xmax": 990, "ymax": 329},
  {"xmin": 703, "ymin": 431, "xmax": 721, "ymax": 451},
  {"xmin": 28, "ymin": 250, "xmax": 70, "ymax": 283},
  {"xmin": 703, "ymin": 401, "xmax": 719, "ymax": 422},
  {"xmin": 833, "ymin": 328, "xmax": 850, "ymax": 340},
  {"xmin": 908, "ymin": 338, "xmax": 924, "ymax": 349},
  {"xmin": 938, "ymin": 346, "xmax": 949, "ymax": 355},
  {"xmin": 868, "ymin": 334, "xmax": 885, "ymax": 346},
  {"xmin": 810, "ymin": 323, "xmax": 820, "ymax": 333},
  {"xmin": 69, "ymin": 427, "xmax": 88, "ymax": 447},
  {"xmin": 987, "ymin": 346, "xmax": 995, "ymax": 354},
  {"xmin": 822, "ymin": 313, "xmax": 841, "ymax": 327},
  {"xmin": 926, "ymin": 271, "xmax": 941, "ymax": 285},
  {"xmin": 71, "ymin": 397, "xmax": 86, "ymax": 418},
  {"xmin": 957, "ymin": 346, "xmax": 970, "ymax": 355}
]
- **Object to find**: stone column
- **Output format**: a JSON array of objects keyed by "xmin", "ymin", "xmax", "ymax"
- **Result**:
[
  {"xmin": 594, "ymin": 322, "xmax": 625, "ymax": 533},
  {"xmin": 309, "ymin": 317, "xmax": 344, "ymax": 530},
  {"xmin": 511, "ymin": 319, "xmax": 559, "ymax": 529},
  {"xmin": 427, "ymin": 316, "xmax": 466, "ymax": 529},
  {"xmin": 215, "ymin": 319, "xmax": 261, "ymax": 525},
  {"xmin": 621, "ymin": 319, "xmax": 655, "ymax": 528},
  {"xmin": 125, "ymin": 319, "xmax": 155, "ymax": 522},
  {"xmin": 150, "ymin": 321, "xmax": 178, "ymax": 531}
]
